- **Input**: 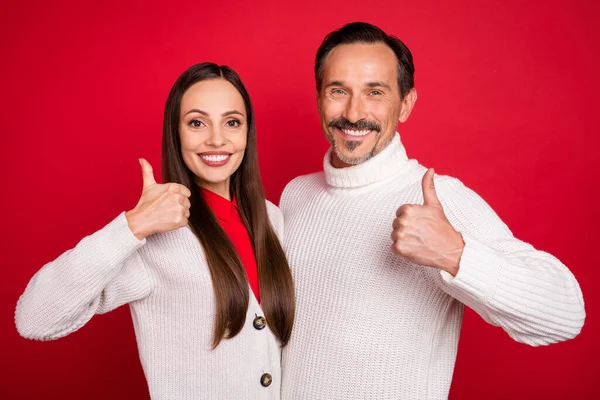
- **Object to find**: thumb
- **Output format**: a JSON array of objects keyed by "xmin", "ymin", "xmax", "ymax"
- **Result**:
[
  {"xmin": 422, "ymin": 168, "xmax": 442, "ymax": 208},
  {"xmin": 139, "ymin": 158, "xmax": 157, "ymax": 189}
]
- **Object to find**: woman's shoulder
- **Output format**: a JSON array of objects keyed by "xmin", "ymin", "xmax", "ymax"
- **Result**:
[{"xmin": 142, "ymin": 226, "xmax": 206, "ymax": 261}]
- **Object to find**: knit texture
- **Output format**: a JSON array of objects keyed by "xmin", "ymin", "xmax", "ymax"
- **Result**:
[
  {"xmin": 15, "ymin": 201, "xmax": 284, "ymax": 400},
  {"xmin": 279, "ymin": 133, "xmax": 585, "ymax": 399}
]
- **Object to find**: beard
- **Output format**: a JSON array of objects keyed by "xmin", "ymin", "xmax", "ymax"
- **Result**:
[{"xmin": 326, "ymin": 117, "xmax": 390, "ymax": 165}]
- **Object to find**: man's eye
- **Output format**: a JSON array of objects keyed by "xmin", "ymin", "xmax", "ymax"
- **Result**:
[
  {"xmin": 189, "ymin": 120, "xmax": 204, "ymax": 128},
  {"xmin": 332, "ymin": 89, "xmax": 345, "ymax": 95},
  {"xmin": 227, "ymin": 119, "xmax": 241, "ymax": 127},
  {"xmin": 370, "ymin": 90, "xmax": 382, "ymax": 96}
]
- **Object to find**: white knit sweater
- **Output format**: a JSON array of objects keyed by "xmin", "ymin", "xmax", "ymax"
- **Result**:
[
  {"xmin": 279, "ymin": 134, "xmax": 585, "ymax": 399},
  {"xmin": 15, "ymin": 201, "xmax": 285, "ymax": 400}
]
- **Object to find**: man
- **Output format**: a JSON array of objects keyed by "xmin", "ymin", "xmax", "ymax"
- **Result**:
[{"xmin": 279, "ymin": 22, "xmax": 585, "ymax": 399}]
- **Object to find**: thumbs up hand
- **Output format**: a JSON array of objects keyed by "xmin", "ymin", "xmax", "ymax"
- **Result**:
[
  {"xmin": 125, "ymin": 158, "xmax": 192, "ymax": 240},
  {"xmin": 391, "ymin": 168, "xmax": 464, "ymax": 276}
]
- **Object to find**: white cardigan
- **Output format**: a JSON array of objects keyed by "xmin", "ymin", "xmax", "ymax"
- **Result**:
[{"xmin": 15, "ymin": 202, "xmax": 284, "ymax": 400}]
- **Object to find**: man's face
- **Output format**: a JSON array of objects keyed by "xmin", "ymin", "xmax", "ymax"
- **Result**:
[{"xmin": 318, "ymin": 42, "xmax": 415, "ymax": 167}]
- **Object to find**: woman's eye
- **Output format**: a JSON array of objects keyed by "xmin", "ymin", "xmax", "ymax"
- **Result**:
[
  {"xmin": 189, "ymin": 120, "xmax": 204, "ymax": 128},
  {"xmin": 227, "ymin": 119, "xmax": 241, "ymax": 127}
]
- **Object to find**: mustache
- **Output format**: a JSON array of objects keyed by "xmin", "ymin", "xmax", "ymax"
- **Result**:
[{"xmin": 328, "ymin": 117, "xmax": 381, "ymax": 132}]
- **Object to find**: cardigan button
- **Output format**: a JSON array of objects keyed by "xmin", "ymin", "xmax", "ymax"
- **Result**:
[
  {"xmin": 260, "ymin": 373, "xmax": 272, "ymax": 387},
  {"xmin": 253, "ymin": 315, "xmax": 267, "ymax": 330}
]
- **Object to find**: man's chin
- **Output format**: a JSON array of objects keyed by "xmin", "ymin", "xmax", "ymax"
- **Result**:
[{"xmin": 332, "ymin": 145, "xmax": 373, "ymax": 166}]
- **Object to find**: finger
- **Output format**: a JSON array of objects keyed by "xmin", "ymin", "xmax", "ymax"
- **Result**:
[
  {"xmin": 392, "ymin": 217, "xmax": 406, "ymax": 230},
  {"xmin": 176, "ymin": 194, "xmax": 191, "ymax": 208},
  {"xmin": 391, "ymin": 242, "xmax": 402, "ymax": 256},
  {"xmin": 139, "ymin": 158, "xmax": 157, "ymax": 189},
  {"xmin": 179, "ymin": 184, "xmax": 192, "ymax": 197},
  {"xmin": 396, "ymin": 204, "xmax": 410, "ymax": 217},
  {"xmin": 396, "ymin": 204, "xmax": 418, "ymax": 217},
  {"xmin": 421, "ymin": 168, "xmax": 442, "ymax": 208}
]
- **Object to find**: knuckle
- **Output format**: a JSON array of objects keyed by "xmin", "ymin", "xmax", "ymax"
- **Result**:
[
  {"xmin": 395, "ymin": 205, "xmax": 405, "ymax": 217},
  {"xmin": 174, "ymin": 183, "xmax": 190, "ymax": 197},
  {"xmin": 392, "ymin": 242, "xmax": 403, "ymax": 255},
  {"xmin": 396, "ymin": 204, "xmax": 412, "ymax": 217}
]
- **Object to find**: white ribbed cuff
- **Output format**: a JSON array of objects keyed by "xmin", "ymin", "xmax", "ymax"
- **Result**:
[
  {"xmin": 95, "ymin": 212, "xmax": 147, "ymax": 267},
  {"xmin": 440, "ymin": 233, "xmax": 504, "ymax": 304}
]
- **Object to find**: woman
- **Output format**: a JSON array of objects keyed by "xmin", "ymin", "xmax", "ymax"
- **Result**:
[{"xmin": 15, "ymin": 63, "xmax": 295, "ymax": 399}]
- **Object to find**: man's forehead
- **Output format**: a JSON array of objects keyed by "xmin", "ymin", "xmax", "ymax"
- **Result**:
[{"xmin": 323, "ymin": 42, "xmax": 397, "ymax": 83}]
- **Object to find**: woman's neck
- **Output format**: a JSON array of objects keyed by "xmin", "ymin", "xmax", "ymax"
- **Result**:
[{"xmin": 198, "ymin": 179, "xmax": 231, "ymax": 200}]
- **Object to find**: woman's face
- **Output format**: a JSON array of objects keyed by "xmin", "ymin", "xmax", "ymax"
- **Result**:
[{"xmin": 179, "ymin": 78, "xmax": 248, "ymax": 196}]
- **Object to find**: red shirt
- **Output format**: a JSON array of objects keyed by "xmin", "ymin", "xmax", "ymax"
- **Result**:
[{"xmin": 200, "ymin": 188, "xmax": 260, "ymax": 303}]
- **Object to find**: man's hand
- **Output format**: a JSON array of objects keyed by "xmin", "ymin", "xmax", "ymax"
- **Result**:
[
  {"xmin": 391, "ymin": 168, "xmax": 465, "ymax": 276},
  {"xmin": 125, "ymin": 158, "xmax": 192, "ymax": 240}
]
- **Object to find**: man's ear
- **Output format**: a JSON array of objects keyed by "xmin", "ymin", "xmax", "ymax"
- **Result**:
[{"xmin": 399, "ymin": 88, "xmax": 417, "ymax": 123}]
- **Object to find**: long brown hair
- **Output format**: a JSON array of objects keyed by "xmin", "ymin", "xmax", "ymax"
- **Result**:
[{"xmin": 161, "ymin": 63, "xmax": 295, "ymax": 347}]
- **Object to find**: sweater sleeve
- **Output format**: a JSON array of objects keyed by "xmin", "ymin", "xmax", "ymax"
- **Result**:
[
  {"xmin": 15, "ymin": 212, "xmax": 152, "ymax": 341},
  {"xmin": 432, "ymin": 176, "xmax": 585, "ymax": 346}
]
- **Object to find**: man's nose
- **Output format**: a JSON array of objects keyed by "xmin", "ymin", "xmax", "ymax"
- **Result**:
[{"xmin": 342, "ymin": 95, "xmax": 368, "ymax": 123}]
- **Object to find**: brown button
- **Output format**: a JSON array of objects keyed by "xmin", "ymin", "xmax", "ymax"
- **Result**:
[
  {"xmin": 260, "ymin": 373, "xmax": 272, "ymax": 387},
  {"xmin": 253, "ymin": 315, "xmax": 266, "ymax": 330}
]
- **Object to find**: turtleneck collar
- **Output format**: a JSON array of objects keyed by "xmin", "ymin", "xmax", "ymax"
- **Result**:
[{"xmin": 323, "ymin": 133, "xmax": 410, "ymax": 188}]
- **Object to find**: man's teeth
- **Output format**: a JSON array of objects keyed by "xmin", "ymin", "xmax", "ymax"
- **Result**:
[
  {"xmin": 341, "ymin": 129, "xmax": 371, "ymax": 136},
  {"xmin": 200, "ymin": 154, "xmax": 230, "ymax": 162}
]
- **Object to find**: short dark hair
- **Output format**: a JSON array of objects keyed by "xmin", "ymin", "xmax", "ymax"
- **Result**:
[{"xmin": 315, "ymin": 22, "xmax": 415, "ymax": 98}]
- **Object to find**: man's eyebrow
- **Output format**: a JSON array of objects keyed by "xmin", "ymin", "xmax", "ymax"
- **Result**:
[
  {"xmin": 324, "ymin": 81, "xmax": 345, "ymax": 88},
  {"xmin": 366, "ymin": 81, "xmax": 392, "ymax": 90},
  {"xmin": 323, "ymin": 81, "xmax": 392, "ymax": 90}
]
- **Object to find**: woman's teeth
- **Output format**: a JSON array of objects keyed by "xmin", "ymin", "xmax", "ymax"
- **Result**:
[{"xmin": 200, "ymin": 154, "xmax": 230, "ymax": 162}]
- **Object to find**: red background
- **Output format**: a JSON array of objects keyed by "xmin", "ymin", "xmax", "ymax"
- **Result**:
[{"xmin": 1, "ymin": 0, "xmax": 598, "ymax": 398}]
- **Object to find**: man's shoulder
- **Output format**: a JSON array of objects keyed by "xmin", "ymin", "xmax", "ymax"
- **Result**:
[
  {"xmin": 280, "ymin": 171, "xmax": 326, "ymax": 210},
  {"xmin": 264, "ymin": 200, "xmax": 284, "ymax": 239},
  {"xmin": 391, "ymin": 162, "xmax": 461, "ymax": 192},
  {"xmin": 285, "ymin": 171, "xmax": 326, "ymax": 189},
  {"xmin": 282, "ymin": 171, "xmax": 326, "ymax": 196}
]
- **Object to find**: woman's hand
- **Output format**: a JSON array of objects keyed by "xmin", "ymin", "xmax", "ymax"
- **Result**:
[{"xmin": 126, "ymin": 158, "xmax": 192, "ymax": 240}]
